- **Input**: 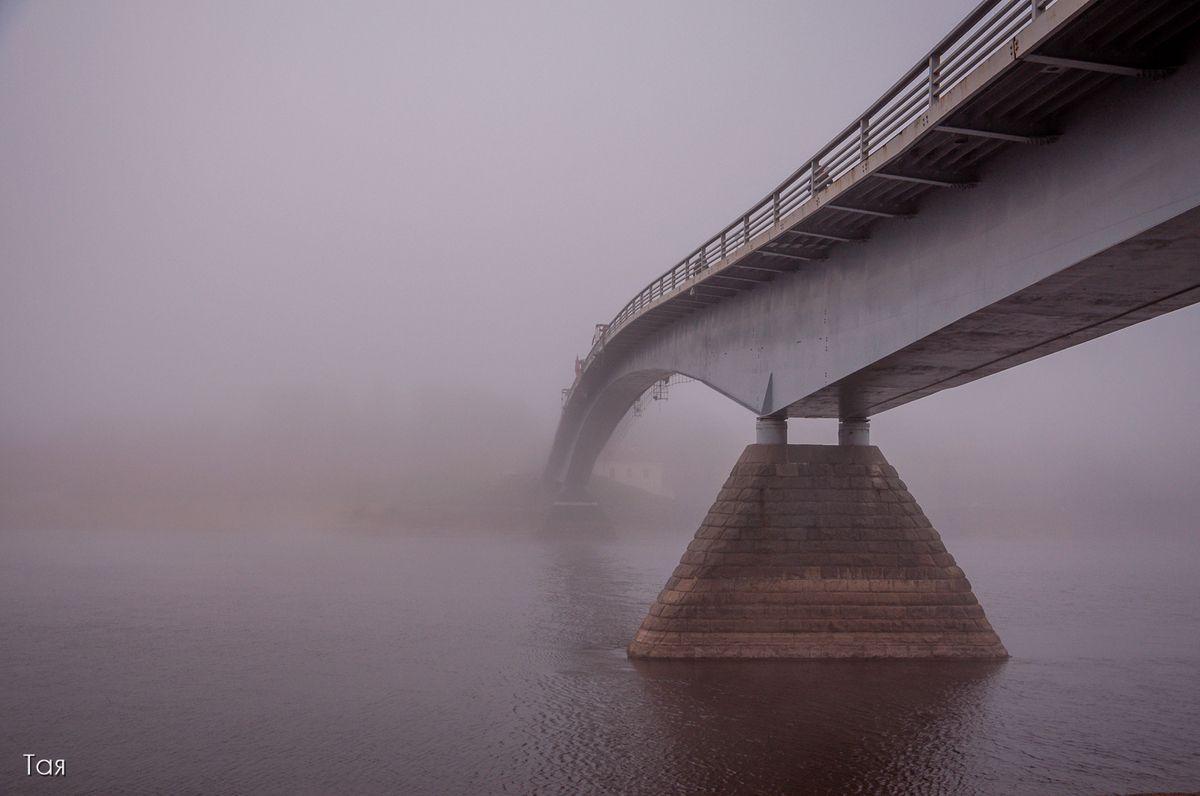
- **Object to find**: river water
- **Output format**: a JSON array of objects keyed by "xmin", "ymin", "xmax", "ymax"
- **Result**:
[{"xmin": 2, "ymin": 525, "xmax": 1198, "ymax": 795}]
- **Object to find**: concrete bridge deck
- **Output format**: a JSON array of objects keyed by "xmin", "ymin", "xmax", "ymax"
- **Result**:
[{"xmin": 549, "ymin": 0, "xmax": 1200, "ymax": 491}]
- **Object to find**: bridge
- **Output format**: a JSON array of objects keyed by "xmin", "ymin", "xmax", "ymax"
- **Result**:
[{"xmin": 546, "ymin": 0, "xmax": 1200, "ymax": 659}]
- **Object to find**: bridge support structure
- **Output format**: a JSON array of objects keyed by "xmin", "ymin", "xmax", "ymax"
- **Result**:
[
  {"xmin": 839, "ymin": 418, "xmax": 870, "ymax": 446},
  {"xmin": 627, "ymin": 440, "xmax": 1006, "ymax": 659},
  {"xmin": 755, "ymin": 416, "xmax": 788, "ymax": 445}
]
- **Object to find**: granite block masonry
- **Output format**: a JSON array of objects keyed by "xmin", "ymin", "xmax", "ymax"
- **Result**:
[{"xmin": 627, "ymin": 444, "xmax": 1007, "ymax": 659}]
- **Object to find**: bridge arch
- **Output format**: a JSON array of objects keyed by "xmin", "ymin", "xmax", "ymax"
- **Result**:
[{"xmin": 551, "ymin": 366, "xmax": 759, "ymax": 495}]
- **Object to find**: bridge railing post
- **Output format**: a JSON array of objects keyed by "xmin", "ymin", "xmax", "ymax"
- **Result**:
[{"xmin": 928, "ymin": 53, "xmax": 941, "ymax": 105}]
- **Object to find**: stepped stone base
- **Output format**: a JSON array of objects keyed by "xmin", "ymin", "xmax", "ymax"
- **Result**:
[{"xmin": 628, "ymin": 444, "xmax": 1007, "ymax": 660}]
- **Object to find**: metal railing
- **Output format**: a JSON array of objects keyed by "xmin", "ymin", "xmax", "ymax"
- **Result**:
[{"xmin": 571, "ymin": 0, "xmax": 1054, "ymax": 396}]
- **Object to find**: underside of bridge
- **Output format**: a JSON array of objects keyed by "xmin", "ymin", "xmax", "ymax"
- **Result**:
[{"xmin": 792, "ymin": 206, "xmax": 1200, "ymax": 418}]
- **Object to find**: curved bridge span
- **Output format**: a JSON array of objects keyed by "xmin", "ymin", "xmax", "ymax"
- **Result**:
[{"xmin": 548, "ymin": 0, "xmax": 1200, "ymax": 495}]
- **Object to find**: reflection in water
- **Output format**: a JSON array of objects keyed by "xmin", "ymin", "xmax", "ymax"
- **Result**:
[
  {"xmin": 1, "ymin": 527, "xmax": 1197, "ymax": 795},
  {"xmin": 629, "ymin": 659, "xmax": 1002, "ymax": 795}
]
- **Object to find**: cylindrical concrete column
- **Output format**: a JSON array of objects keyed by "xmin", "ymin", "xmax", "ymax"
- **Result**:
[
  {"xmin": 755, "ymin": 416, "xmax": 788, "ymax": 445},
  {"xmin": 838, "ymin": 417, "xmax": 870, "ymax": 446}
]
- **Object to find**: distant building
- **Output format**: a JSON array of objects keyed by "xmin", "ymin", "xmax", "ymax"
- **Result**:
[{"xmin": 593, "ymin": 460, "xmax": 672, "ymax": 498}]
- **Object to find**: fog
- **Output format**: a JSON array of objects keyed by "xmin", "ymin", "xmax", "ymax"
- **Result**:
[
  {"xmin": 3, "ymin": 5, "xmax": 1200, "ymax": 792},
  {"xmin": 2, "ymin": 0, "xmax": 1199, "ymax": 536}
]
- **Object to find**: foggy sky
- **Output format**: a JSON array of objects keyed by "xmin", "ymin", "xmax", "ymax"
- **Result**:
[{"xmin": 3, "ymin": 1, "xmax": 1199, "ymax": 534}]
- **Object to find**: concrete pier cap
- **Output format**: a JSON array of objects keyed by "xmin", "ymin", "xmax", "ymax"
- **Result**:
[
  {"xmin": 755, "ymin": 416, "xmax": 788, "ymax": 445},
  {"xmin": 839, "ymin": 417, "xmax": 870, "ymax": 446}
]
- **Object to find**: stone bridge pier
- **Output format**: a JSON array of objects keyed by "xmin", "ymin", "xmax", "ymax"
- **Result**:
[{"xmin": 627, "ymin": 417, "xmax": 1007, "ymax": 659}]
